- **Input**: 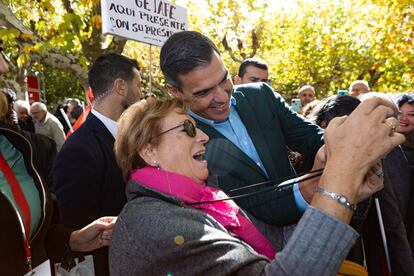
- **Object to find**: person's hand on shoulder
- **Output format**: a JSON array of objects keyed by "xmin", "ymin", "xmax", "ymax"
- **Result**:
[{"xmin": 69, "ymin": 216, "xmax": 117, "ymax": 252}]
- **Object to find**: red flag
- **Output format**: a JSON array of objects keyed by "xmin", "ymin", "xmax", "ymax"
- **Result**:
[{"xmin": 66, "ymin": 87, "xmax": 94, "ymax": 138}]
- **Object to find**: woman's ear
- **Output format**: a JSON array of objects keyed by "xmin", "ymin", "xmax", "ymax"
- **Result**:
[{"xmin": 138, "ymin": 143, "xmax": 157, "ymax": 164}]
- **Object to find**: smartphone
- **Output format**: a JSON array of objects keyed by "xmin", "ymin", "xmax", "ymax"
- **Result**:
[
  {"xmin": 291, "ymin": 98, "xmax": 301, "ymax": 113},
  {"xmin": 338, "ymin": 90, "xmax": 348, "ymax": 96}
]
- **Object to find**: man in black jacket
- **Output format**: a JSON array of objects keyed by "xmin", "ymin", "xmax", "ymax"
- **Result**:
[{"xmin": 53, "ymin": 53, "xmax": 142, "ymax": 275}]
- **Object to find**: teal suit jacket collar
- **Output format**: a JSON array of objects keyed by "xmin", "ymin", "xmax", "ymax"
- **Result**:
[
  {"xmin": 193, "ymin": 92, "xmax": 282, "ymax": 182},
  {"xmin": 233, "ymin": 92, "xmax": 279, "ymax": 180},
  {"xmin": 194, "ymin": 118, "xmax": 266, "ymax": 179}
]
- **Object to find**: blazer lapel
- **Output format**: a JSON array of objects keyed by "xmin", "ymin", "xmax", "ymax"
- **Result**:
[
  {"xmin": 195, "ymin": 118, "xmax": 266, "ymax": 178},
  {"xmin": 234, "ymin": 95, "xmax": 279, "ymax": 180},
  {"xmin": 86, "ymin": 113, "xmax": 116, "ymax": 160}
]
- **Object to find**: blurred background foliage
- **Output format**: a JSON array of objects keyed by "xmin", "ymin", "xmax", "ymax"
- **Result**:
[{"xmin": 0, "ymin": 0, "xmax": 413, "ymax": 106}]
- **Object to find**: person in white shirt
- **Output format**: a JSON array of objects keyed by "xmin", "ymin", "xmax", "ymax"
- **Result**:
[{"xmin": 53, "ymin": 53, "xmax": 143, "ymax": 276}]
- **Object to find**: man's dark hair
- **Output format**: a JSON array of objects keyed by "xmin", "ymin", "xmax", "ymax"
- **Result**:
[
  {"xmin": 396, "ymin": 93, "xmax": 414, "ymax": 108},
  {"xmin": 88, "ymin": 53, "xmax": 139, "ymax": 98},
  {"xmin": 315, "ymin": 95, "xmax": 361, "ymax": 127},
  {"xmin": 160, "ymin": 31, "xmax": 220, "ymax": 90},
  {"xmin": 237, "ymin": 58, "xmax": 268, "ymax": 78}
]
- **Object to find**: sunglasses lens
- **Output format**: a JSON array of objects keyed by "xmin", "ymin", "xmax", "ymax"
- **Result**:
[{"xmin": 184, "ymin": 120, "xmax": 196, "ymax": 137}]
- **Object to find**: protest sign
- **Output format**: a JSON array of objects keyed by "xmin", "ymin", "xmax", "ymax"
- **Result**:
[{"xmin": 101, "ymin": 0, "xmax": 188, "ymax": 46}]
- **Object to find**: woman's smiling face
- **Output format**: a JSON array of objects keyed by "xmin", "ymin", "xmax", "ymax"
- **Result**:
[
  {"xmin": 398, "ymin": 103, "xmax": 414, "ymax": 135},
  {"xmin": 149, "ymin": 109, "xmax": 210, "ymax": 184}
]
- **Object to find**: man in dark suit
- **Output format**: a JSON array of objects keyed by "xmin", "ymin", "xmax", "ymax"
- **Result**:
[
  {"xmin": 53, "ymin": 53, "xmax": 142, "ymax": 275},
  {"xmin": 160, "ymin": 31, "xmax": 324, "ymax": 226}
]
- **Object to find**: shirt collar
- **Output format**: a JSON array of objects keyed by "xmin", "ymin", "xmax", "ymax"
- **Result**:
[
  {"xmin": 91, "ymin": 109, "xmax": 117, "ymax": 138},
  {"xmin": 188, "ymin": 97, "xmax": 237, "ymax": 127},
  {"xmin": 36, "ymin": 112, "xmax": 48, "ymax": 125}
]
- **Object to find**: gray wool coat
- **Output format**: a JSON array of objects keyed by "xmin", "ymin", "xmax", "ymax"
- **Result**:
[{"xmin": 109, "ymin": 181, "xmax": 358, "ymax": 276}]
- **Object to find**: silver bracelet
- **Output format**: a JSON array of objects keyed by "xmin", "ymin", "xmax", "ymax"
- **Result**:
[{"xmin": 314, "ymin": 187, "xmax": 357, "ymax": 212}]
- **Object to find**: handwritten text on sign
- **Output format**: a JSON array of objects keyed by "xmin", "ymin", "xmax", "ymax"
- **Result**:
[{"xmin": 101, "ymin": 0, "xmax": 188, "ymax": 46}]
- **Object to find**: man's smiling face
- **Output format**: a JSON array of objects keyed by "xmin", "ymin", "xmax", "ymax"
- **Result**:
[{"xmin": 171, "ymin": 52, "xmax": 233, "ymax": 121}]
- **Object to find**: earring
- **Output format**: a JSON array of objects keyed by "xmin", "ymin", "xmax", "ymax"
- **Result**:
[{"xmin": 153, "ymin": 160, "xmax": 160, "ymax": 169}]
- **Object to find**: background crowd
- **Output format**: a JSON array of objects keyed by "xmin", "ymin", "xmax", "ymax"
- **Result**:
[{"xmin": 0, "ymin": 29, "xmax": 414, "ymax": 276}]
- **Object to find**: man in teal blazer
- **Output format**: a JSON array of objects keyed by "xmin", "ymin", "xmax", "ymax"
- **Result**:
[{"xmin": 160, "ymin": 31, "xmax": 324, "ymax": 226}]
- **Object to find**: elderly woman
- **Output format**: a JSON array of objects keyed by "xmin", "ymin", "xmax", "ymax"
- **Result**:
[
  {"xmin": 14, "ymin": 99, "xmax": 35, "ymax": 132},
  {"xmin": 110, "ymin": 98, "xmax": 403, "ymax": 275}
]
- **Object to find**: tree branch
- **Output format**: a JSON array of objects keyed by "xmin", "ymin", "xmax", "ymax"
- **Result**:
[
  {"xmin": 248, "ymin": 30, "xmax": 259, "ymax": 58},
  {"xmin": 221, "ymin": 30, "xmax": 260, "ymax": 63},
  {"xmin": 31, "ymin": 51, "xmax": 88, "ymax": 89},
  {"xmin": 221, "ymin": 35, "xmax": 242, "ymax": 63},
  {"xmin": 104, "ymin": 36, "xmax": 128, "ymax": 55},
  {"xmin": 0, "ymin": 1, "xmax": 32, "ymax": 34}
]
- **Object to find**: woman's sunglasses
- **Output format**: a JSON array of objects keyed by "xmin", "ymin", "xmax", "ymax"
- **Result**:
[{"xmin": 151, "ymin": 119, "xmax": 196, "ymax": 140}]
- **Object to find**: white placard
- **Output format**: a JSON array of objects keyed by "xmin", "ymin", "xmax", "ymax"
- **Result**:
[{"xmin": 101, "ymin": 0, "xmax": 188, "ymax": 47}]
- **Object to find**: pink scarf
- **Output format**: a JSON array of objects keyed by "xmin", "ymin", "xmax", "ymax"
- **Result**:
[{"xmin": 131, "ymin": 166, "xmax": 276, "ymax": 259}]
